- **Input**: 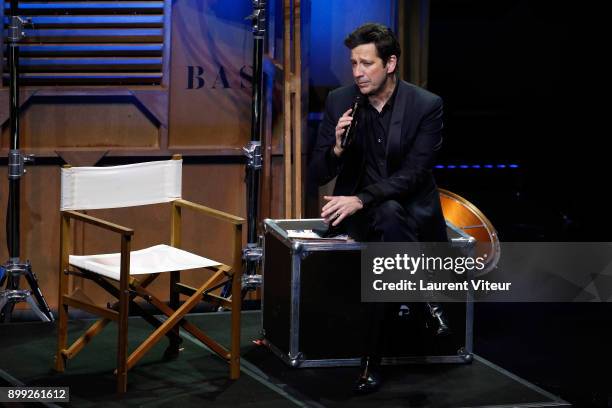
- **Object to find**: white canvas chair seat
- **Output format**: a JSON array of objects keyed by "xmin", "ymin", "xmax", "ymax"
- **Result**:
[
  {"xmin": 69, "ymin": 244, "xmax": 221, "ymax": 281},
  {"xmin": 55, "ymin": 156, "xmax": 245, "ymax": 393}
]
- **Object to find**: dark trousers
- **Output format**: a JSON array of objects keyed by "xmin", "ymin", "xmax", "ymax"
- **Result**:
[
  {"xmin": 344, "ymin": 199, "xmax": 419, "ymax": 243},
  {"xmin": 343, "ymin": 199, "xmax": 418, "ymax": 360}
]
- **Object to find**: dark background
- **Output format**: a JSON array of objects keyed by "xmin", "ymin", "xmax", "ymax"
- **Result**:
[{"xmin": 427, "ymin": 2, "xmax": 610, "ymax": 406}]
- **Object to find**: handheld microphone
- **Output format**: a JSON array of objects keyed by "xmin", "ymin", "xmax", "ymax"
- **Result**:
[{"xmin": 340, "ymin": 96, "xmax": 361, "ymax": 149}]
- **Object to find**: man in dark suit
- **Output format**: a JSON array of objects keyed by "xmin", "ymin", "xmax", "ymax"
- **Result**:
[{"xmin": 310, "ymin": 23, "xmax": 449, "ymax": 393}]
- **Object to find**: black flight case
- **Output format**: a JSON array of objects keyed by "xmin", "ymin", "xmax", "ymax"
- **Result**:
[{"xmin": 262, "ymin": 218, "xmax": 476, "ymax": 368}]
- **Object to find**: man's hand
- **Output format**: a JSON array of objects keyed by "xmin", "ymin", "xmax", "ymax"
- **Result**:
[
  {"xmin": 321, "ymin": 195, "xmax": 363, "ymax": 226},
  {"xmin": 333, "ymin": 108, "xmax": 354, "ymax": 157}
]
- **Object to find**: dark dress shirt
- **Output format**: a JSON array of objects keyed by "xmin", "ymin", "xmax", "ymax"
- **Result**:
[{"xmin": 358, "ymin": 83, "xmax": 398, "ymax": 205}]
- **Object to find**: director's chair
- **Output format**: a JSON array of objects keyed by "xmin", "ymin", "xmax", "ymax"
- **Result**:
[{"xmin": 54, "ymin": 155, "xmax": 245, "ymax": 393}]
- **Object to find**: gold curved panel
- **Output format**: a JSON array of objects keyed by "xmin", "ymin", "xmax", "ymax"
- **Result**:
[{"xmin": 439, "ymin": 188, "xmax": 500, "ymax": 274}]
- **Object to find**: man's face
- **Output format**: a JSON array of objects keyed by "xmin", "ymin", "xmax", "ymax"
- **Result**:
[{"xmin": 350, "ymin": 43, "xmax": 396, "ymax": 96}]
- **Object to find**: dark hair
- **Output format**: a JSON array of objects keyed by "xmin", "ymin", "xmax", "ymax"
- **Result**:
[{"xmin": 344, "ymin": 23, "xmax": 401, "ymax": 66}]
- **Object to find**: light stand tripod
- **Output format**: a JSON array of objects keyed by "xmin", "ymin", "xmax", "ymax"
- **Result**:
[{"xmin": 0, "ymin": 0, "xmax": 54, "ymax": 323}]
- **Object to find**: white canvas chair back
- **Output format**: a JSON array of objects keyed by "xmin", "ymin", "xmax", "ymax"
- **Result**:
[{"xmin": 61, "ymin": 159, "xmax": 182, "ymax": 211}]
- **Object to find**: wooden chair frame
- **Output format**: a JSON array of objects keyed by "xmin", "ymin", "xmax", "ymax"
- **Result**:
[{"xmin": 54, "ymin": 192, "xmax": 245, "ymax": 394}]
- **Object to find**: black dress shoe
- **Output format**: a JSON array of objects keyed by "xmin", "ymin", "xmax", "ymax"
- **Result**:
[
  {"xmin": 427, "ymin": 302, "xmax": 451, "ymax": 336},
  {"xmin": 353, "ymin": 356, "xmax": 382, "ymax": 394}
]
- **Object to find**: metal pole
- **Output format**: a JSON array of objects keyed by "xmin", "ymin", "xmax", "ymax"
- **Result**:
[
  {"xmin": 248, "ymin": 0, "xmax": 265, "ymax": 247},
  {"xmin": 239, "ymin": 0, "xmax": 266, "ymax": 292},
  {"xmin": 7, "ymin": 0, "xmax": 21, "ymax": 260}
]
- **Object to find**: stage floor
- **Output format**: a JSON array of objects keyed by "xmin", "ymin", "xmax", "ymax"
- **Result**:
[{"xmin": 0, "ymin": 311, "xmax": 568, "ymax": 407}]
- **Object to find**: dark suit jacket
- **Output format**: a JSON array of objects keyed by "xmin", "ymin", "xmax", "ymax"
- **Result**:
[{"xmin": 310, "ymin": 80, "xmax": 447, "ymax": 241}]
